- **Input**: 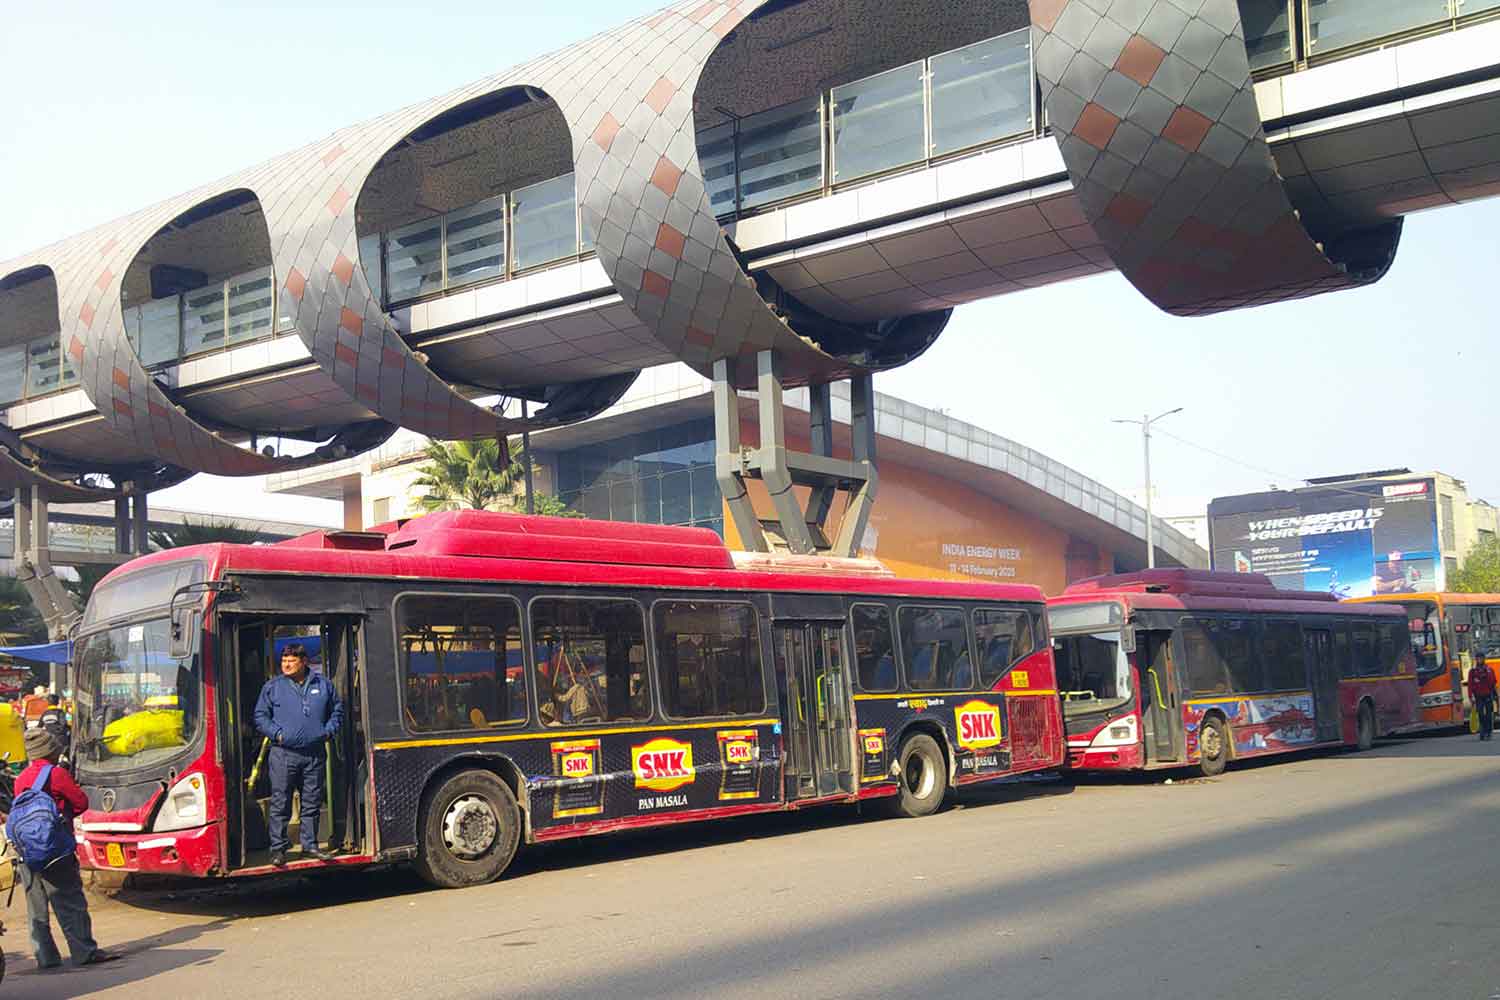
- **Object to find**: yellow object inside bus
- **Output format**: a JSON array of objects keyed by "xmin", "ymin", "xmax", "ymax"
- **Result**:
[
  {"xmin": 0, "ymin": 702, "xmax": 24, "ymax": 764},
  {"xmin": 101, "ymin": 709, "xmax": 185, "ymax": 756}
]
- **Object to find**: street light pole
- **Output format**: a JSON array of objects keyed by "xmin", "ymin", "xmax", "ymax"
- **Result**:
[{"xmin": 1113, "ymin": 407, "xmax": 1183, "ymax": 569}]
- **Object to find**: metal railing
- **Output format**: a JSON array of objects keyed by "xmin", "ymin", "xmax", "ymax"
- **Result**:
[{"xmin": 1245, "ymin": 0, "xmax": 1500, "ymax": 74}]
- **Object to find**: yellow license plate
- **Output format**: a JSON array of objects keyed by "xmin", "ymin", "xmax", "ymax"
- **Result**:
[{"xmin": 104, "ymin": 843, "xmax": 125, "ymax": 868}]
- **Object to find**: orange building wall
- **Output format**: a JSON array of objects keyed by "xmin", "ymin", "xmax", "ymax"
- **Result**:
[{"xmin": 722, "ymin": 420, "xmax": 1112, "ymax": 595}]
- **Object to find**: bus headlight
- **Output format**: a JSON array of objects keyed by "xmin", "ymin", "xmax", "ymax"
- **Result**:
[
  {"xmin": 153, "ymin": 773, "xmax": 207, "ymax": 832},
  {"xmin": 1090, "ymin": 714, "xmax": 1139, "ymax": 748}
]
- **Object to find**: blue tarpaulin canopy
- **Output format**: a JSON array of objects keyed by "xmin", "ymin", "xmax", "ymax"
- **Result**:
[{"xmin": 0, "ymin": 640, "xmax": 70, "ymax": 665}]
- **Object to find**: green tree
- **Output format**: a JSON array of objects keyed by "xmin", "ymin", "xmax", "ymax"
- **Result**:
[
  {"xmin": 148, "ymin": 516, "xmax": 262, "ymax": 552},
  {"xmin": 411, "ymin": 438, "xmax": 527, "ymax": 512},
  {"xmin": 1451, "ymin": 535, "xmax": 1500, "ymax": 593},
  {"xmin": 63, "ymin": 563, "xmax": 114, "ymax": 610},
  {"xmin": 529, "ymin": 493, "xmax": 585, "ymax": 519},
  {"xmin": 410, "ymin": 437, "xmax": 585, "ymax": 518},
  {"xmin": 0, "ymin": 576, "xmax": 48, "ymax": 645}
]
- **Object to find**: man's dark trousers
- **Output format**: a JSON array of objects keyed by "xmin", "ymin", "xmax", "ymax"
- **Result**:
[
  {"xmin": 268, "ymin": 744, "xmax": 325, "ymax": 852},
  {"xmin": 1480, "ymin": 696, "xmax": 1496, "ymax": 740},
  {"xmin": 20, "ymin": 856, "xmax": 98, "ymax": 967}
]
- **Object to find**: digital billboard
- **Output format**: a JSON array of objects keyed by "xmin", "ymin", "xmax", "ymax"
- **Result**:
[{"xmin": 1208, "ymin": 477, "xmax": 1441, "ymax": 598}]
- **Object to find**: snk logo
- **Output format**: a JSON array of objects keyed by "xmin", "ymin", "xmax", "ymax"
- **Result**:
[
  {"xmin": 632, "ymin": 737, "xmax": 696, "ymax": 792},
  {"xmin": 954, "ymin": 700, "xmax": 1003, "ymax": 750}
]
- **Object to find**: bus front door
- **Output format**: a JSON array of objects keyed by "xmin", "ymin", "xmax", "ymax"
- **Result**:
[
  {"xmin": 1141, "ymin": 632, "xmax": 1181, "ymax": 764},
  {"xmin": 1304, "ymin": 628, "xmax": 1341, "ymax": 743},
  {"xmin": 774, "ymin": 622, "xmax": 855, "ymax": 800}
]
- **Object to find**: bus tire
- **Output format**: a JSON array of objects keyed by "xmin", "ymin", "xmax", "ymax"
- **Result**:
[
  {"xmin": 415, "ymin": 769, "xmax": 521, "ymax": 889},
  {"xmin": 1198, "ymin": 716, "xmax": 1230, "ymax": 778},
  {"xmin": 1356, "ymin": 702, "xmax": 1375, "ymax": 751},
  {"xmin": 886, "ymin": 733, "xmax": 947, "ymax": 818}
]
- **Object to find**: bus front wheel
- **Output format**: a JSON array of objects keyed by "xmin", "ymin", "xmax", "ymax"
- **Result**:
[
  {"xmin": 886, "ymin": 733, "xmax": 947, "ymax": 818},
  {"xmin": 1356, "ymin": 703, "xmax": 1375, "ymax": 751},
  {"xmin": 1198, "ymin": 717, "xmax": 1230, "ymax": 778},
  {"xmin": 416, "ymin": 769, "xmax": 521, "ymax": 889}
]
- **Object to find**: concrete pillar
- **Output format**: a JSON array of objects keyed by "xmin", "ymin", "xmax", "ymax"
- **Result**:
[
  {"xmin": 343, "ymin": 479, "xmax": 363, "ymax": 531},
  {"xmin": 132, "ymin": 491, "xmax": 148, "ymax": 555}
]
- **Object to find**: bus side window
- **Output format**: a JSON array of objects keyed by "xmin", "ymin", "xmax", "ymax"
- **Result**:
[
  {"xmin": 973, "ymin": 607, "xmax": 1035, "ymax": 688},
  {"xmin": 1351, "ymin": 624, "xmax": 1377, "ymax": 677},
  {"xmin": 1179, "ymin": 619, "xmax": 1227, "ymax": 694},
  {"xmin": 851, "ymin": 604, "xmax": 898, "ymax": 693},
  {"xmin": 396, "ymin": 595, "xmax": 526, "ymax": 732},
  {"xmin": 532, "ymin": 597, "xmax": 650, "ymax": 726},
  {"xmin": 1334, "ymin": 626, "xmax": 1354, "ymax": 680}
]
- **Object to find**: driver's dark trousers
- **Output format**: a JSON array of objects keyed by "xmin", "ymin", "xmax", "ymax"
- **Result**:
[{"xmin": 268, "ymin": 744, "xmax": 326, "ymax": 853}]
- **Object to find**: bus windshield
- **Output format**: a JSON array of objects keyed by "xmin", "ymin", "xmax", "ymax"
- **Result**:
[
  {"xmin": 73, "ymin": 617, "xmax": 201, "ymax": 775},
  {"xmin": 1400, "ymin": 601, "xmax": 1443, "ymax": 679},
  {"xmin": 1054, "ymin": 631, "xmax": 1131, "ymax": 716}
]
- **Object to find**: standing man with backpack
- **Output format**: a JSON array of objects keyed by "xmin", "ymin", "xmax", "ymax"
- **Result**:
[
  {"xmin": 1468, "ymin": 650, "xmax": 1498, "ymax": 741},
  {"xmin": 6, "ymin": 728, "xmax": 117, "ymax": 968}
]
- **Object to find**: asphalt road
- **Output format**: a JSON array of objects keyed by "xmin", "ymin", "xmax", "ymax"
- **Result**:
[{"xmin": 7, "ymin": 732, "xmax": 1499, "ymax": 1000}]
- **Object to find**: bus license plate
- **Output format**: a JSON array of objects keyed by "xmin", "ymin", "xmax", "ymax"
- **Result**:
[{"xmin": 104, "ymin": 843, "xmax": 125, "ymax": 868}]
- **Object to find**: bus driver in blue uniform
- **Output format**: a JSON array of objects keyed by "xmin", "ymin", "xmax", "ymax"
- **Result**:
[{"xmin": 254, "ymin": 642, "xmax": 344, "ymax": 866}]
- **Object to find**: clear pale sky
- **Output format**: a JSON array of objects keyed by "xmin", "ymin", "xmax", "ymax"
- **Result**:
[{"xmin": 2, "ymin": 1, "xmax": 1493, "ymax": 529}]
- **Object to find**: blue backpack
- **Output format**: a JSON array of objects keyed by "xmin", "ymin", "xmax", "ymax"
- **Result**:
[{"xmin": 6, "ymin": 764, "xmax": 77, "ymax": 869}]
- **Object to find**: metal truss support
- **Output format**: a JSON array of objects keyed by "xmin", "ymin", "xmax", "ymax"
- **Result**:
[
  {"xmin": 713, "ymin": 351, "xmax": 877, "ymax": 558},
  {"xmin": 13, "ymin": 487, "xmax": 81, "ymax": 641}
]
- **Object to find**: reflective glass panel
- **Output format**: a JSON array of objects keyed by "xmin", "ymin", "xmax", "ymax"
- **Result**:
[
  {"xmin": 738, "ymin": 97, "xmax": 823, "ymax": 211},
  {"xmin": 182, "ymin": 283, "xmax": 227, "ymax": 355},
  {"xmin": 59, "ymin": 335, "xmax": 79, "ymax": 388},
  {"xmin": 832, "ymin": 62, "xmax": 926, "ymax": 183},
  {"xmin": 898, "ymin": 605, "xmax": 972, "ymax": 691},
  {"xmin": 1306, "ymin": 0, "xmax": 1450, "ymax": 56},
  {"xmin": 930, "ymin": 31, "xmax": 1033, "ymax": 157},
  {"xmin": 1241, "ymin": 0, "xmax": 1294, "ymax": 69},
  {"xmin": 1465, "ymin": 0, "xmax": 1500, "ymax": 16},
  {"xmin": 697, "ymin": 121, "xmax": 739, "ymax": 215},
  {"xmin": 0, "ymin": 344, "xmax": 25, "ymax": 405},
  {"xmin": 225, "ymin": 267, "xmax": 275, "ymax": 347},
  {"xmin": 355, "ymin": 232, "xmax": 383, "ymax": 312},
  {"xmin": 511, "ymin": 174, "xmax": 578, "ymax": 272},
  {"xmin": 24, "ymin": 335, "xmax": 63, "ymax": 397},
  {"xmin": 138, "ymin": 297, "xmax": 181, "ymax": 366},
  {"xmin": 385, "ymin": 217, "xmax": 443, "ymax": 303},
  {"xmin": 445, "ymin": 195, "xmax": 506, "ymax": 289}
]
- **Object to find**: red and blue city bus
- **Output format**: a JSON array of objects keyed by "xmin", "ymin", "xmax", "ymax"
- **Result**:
[
  {"xmin": 1048, "ymin": 569, "xmax": 1417, "ymax": 777},
  {"xmin": 69, "ymin": 511, "xmax": 1063, "ymax": 887}
]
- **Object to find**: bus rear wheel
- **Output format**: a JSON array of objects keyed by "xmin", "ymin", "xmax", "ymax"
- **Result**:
[
  {"xmin": 886, "ymin": 733, "xmax": 947, "ymax": 818},
  {"xmin": 1356, "ymin": 703, "xmax": 1375, "ymax": 751},
  {"xmin": 1198, "ymin": 716, "xmax": 1230, "ymax": 778},
  {"xmin": 416, "ymin": 769, "xmax": 521, "ymax": 889}
]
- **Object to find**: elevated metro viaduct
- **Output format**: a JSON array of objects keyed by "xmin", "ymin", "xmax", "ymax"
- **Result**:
[{"xmin": 3, "ymin": 0, "xmax": 1499, "ymax": 633}]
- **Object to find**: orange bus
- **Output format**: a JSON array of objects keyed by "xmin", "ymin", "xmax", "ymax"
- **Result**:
[{"xmin": 1347, "ymin": 593, "xmax": 1500, "ymax": 731}]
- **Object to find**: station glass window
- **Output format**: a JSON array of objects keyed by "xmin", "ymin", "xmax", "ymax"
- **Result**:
[
  {"xmin": 532, "ymin": 597, "xmax": 649, "ymax": 726},
  {"xmin": 898, "ymin": 605, "xmax": 972, "ymax": 691},
  {"xmin": 511, "ymin": 174, "xmax": 578, "ymax": 272},
  {"xmin": 831, "ymin": 61, "xmax": 926, "ymax": 183},
  {"xmin": 654, "ymin": 601, "xmax": 764, "ymax": 719},
  {"xmin": 929, "ymin": 30, "xmax": 1033, "ymax": 157},
  {"xmin": 973, "ymin": 607, "xmax": 1035, "ymax": 687},
  {"xmin": 396, "ymin": 595, "xmax": 528, "ymax": 731},
  {"xmin": 851, "ymin": 604, "xmax": 898, "ymax": 692},
  {"xmin": 1260, "ymin": 620, "xmax": 1305, "ymax": 691}
]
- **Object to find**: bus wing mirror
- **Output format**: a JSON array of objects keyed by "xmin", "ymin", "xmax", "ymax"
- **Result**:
[
  {"xmin": 169, "ymin": 606, "xmax": 201, "ymax": 660},
  {"xmin": 1119, "ymin": 627, "xmax": 1137, "ymax": 654}
]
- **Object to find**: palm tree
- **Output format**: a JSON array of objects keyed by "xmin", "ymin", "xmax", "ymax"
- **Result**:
[
  {"xmin": 411, "ymin": 438, "xmax": 527, "ymax": 512},
  {"xmin": 148, "ymin": 516, "xmax": 263, "ymax": 551}
]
